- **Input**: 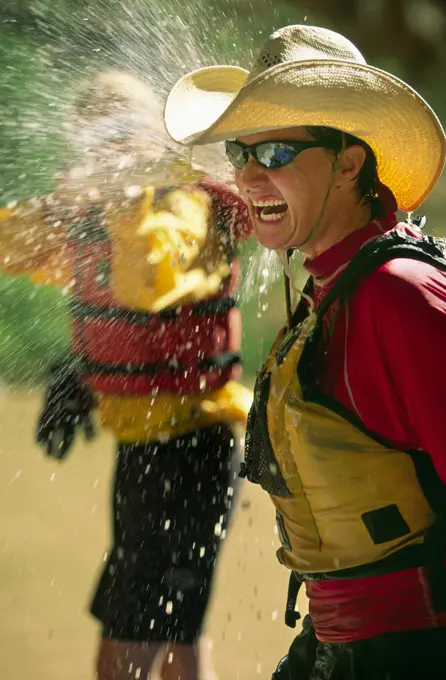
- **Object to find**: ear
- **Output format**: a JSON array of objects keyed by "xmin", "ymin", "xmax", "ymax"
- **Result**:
[{"xmin": 336, "ymin": 145, "xmax": 367, "ymax": 186}]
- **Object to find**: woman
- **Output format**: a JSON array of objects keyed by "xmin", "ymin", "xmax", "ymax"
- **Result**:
[
  {"xmin": 0, "ymin": 70, "xmax": 252, "ymax": 680},
  {"xmin": 164, "ymin": 24, "xmax": 446, "ymax": 679}
]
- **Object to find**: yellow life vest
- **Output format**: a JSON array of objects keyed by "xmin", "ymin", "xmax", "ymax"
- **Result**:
[
  {"xmin": 97, "ymin": 379, "xmax": 252, "ymax": 442},
  {"xmin": 241, "ymin": 232, "xmax": 446, "ymax": 580}
]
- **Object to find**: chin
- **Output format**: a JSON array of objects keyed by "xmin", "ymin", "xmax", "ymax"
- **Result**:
[
  {"xmin": 253, "ymin": 227, "xmax": 288, "ymax": 251},
  {"xmin": 255, "ymin": 233, "xmax": 283, "ymax": 250},
  {"xmin": 254, "ymin": 210, "xmax": 297, "ymax": 249}
]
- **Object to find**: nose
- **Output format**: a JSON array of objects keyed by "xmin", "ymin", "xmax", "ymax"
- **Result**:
[{"xmin": 235, "ymin": 156, "xmax": 267, "ymax": 192}]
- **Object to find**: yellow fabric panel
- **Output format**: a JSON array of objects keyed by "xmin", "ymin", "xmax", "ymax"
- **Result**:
[
  {"xmin": 259, "ymin": 317, "xmax": 436, "ymax": 574},
  {"xmin": 97, "ymin": 380, "xmax": 253, "ymax": 442},
  {"xmin": 0, "ymin": 201, "xmax": 68, "ymax": 278},
  {"xmin": 106, "ymin": 184, "xmax": 230, "ymax": 312},
  {"xmin": 0, "ymin": 160, "xmax": 229, "ymax": 309}
]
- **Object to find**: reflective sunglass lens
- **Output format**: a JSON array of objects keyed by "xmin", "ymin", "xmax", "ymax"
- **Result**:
[
  {"xmin": 256, "ymin": 143, "xmax": 297, "ymax": 168},
  {"xmin": 225, "ymin": 142, "xmax": 247, "ymax": 169}
]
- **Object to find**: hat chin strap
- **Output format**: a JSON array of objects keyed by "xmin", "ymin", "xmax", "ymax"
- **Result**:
[
  {"xmin": 298, "ymin": 133, "xmax": 346, "ymax": 250},
  {"xmin": 297, "ymin": 163, "xmax": 339, "ymax": 250},
  {"xmin": 279, "ymin": 134, "xmax": 346, "ymax": 328}
]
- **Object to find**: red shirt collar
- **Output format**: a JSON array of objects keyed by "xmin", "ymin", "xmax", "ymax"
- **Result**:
[{"xmin": 304, "ymin": 212, "xmax": 398, "ymax": 282}]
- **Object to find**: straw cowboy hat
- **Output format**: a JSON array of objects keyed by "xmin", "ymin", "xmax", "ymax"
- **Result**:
[{"xmin": 164, "ymin": 25, "xmax": 446, "ymax": 211}]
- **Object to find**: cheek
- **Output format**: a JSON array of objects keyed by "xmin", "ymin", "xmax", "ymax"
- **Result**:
[
  {"xmin": 234, "ymin": 171, "xmax": 244, "ymax": 194},
  {"xmin": 275, "ymin": 169, "xmax": 318, "ymax": 215},
  {"xmin": 234, "ymin": 173, "xmax": 256, "ymax": 220},
  {"xmin": 272, "ymin": 176, "xmax": 306, "ymax": 214}
]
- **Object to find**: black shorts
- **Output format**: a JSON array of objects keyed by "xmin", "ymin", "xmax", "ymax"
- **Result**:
[
  {"xmin": 90, "ymin": 423, "xmax": 239, "ymax": 644},
  {"xmin": 273, "ymin": 615, "xmax": 446, "ymax": 680}
]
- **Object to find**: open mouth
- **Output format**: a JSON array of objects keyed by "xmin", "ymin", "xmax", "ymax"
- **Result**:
[{"xmin": 252, "ymin": 199, "xmax": 288, "ymax": 222}]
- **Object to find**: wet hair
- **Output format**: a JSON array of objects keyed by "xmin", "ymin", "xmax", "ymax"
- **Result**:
[{"xmin": 306, "ymin": 126, "xmax": 385, "ymax": 217}]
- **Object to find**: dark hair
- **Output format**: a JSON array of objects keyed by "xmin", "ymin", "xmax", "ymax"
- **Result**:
[{"xmin": 306, "ymin": 126, "xmax": 385, "ymax": 217}]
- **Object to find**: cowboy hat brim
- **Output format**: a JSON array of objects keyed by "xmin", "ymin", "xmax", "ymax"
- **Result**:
[{"xmin": 164, "ymin": 61, "xmax": 446, "ymax": 211}]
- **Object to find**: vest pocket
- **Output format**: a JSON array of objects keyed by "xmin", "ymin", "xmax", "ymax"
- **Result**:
[
  {"xmin": 361, "ymin": 504, "xmax": 411, "ymax": 545},
  {"xmin": 241, "ymin": 371, "xmax": 291, "ymax": 497},
  {"xmin": 276, "ymin": 511, "xmax": 292, "ymax": 551}
]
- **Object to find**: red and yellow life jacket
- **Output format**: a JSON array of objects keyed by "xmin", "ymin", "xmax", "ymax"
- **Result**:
[
  {"xmin": 67, "ymin": 186, "xmax": 247, "ymax": 396},
  {"xmin": 0, "ymin": 178, "xmax": 253, "ymax": 442}
]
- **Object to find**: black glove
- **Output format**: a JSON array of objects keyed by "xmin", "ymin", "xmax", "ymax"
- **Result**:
[{"xmin": 36, "ymin": 356, "xmax": 96, "ymax": 460}]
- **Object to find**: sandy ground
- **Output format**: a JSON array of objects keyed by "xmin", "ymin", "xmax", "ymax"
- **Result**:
[{"xmin": 0, "ymin": 390, "xmax": 306, "ymax": 679}]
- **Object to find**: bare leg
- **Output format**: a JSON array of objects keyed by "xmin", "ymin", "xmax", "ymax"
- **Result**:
[
  {"xmin": 96, "ymin": 638, "xmax": 165, "ymax": 680},
  {"xmin": 160, "ymin": 637, "xmax": 218, "ymax": 680},
  {"xmin": 159, "ymin": 643, "xmax": 198, "ymax": 680},
  {"xmin": 96, "ymin": 636, "xmax": 219, "ymax": 680}
]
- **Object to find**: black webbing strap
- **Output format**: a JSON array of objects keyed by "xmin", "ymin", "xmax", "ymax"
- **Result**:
[
  {"xmin": 70, "ymin": 296, "xmax": 238, "ymax": 324},
  {"xmin": 315, "ymin": 231, "xmax": 446, "ymax": 321},
  {"xmin": 285, "ymin": 571, "xmax": 303, "ymax": 628}
]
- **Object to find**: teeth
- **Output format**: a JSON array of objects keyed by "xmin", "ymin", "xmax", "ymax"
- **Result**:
[
  {"xmin": 252, "ymin": 199, "xmax": 287, "ymax": 207},
  {"xmin": 260, "ymin": 212, "xmax": 285, "ymax": 222}
]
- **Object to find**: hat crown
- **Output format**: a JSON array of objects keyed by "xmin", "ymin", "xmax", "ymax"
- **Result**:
[{"xmin": 248, "ymin": 25, "xmax": 367, "ymax": 81}]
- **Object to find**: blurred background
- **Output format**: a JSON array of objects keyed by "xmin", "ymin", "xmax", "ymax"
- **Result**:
[
  {"xmin": 0, "ymin": 1, "xmax": 445, "ymax": 678},
  {"xmin": 1, "ymin": 0, "xmax": 446, "ymax": 383}
]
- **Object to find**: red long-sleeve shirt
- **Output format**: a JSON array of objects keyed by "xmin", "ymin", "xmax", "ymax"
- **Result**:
[{"xmin": 303, "ymin": 213, "xmax": 446, "ymax": 642}]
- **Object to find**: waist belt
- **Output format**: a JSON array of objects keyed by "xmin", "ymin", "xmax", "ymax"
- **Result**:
[{"xmin": 284, "ymin": 528, "xmax": 446, "ymax": 628}]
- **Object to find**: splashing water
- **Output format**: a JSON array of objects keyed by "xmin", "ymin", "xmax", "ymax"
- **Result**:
[
  {"xmin": 0, "ymin": 0, "xmax": 307, "ymax": 381},
  {"xmin": 242, "ymin": 247, "xmax": 283, "ymax": 300},
  {"xmin": 1, "ymin": 0, "xmax": 302, "ymax": 202}
]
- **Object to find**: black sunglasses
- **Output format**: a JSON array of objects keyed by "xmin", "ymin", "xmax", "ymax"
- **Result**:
[{"xmin": 225, "ymin": 139, "xmax": 329, "ymax": 170}]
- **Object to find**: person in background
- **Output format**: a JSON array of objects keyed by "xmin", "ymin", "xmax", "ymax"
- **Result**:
[{"xmin": 0, "ymin": 70, "xmax": 253, "ymax": 680}]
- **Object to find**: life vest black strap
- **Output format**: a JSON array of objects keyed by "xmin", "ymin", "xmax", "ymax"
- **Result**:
[
  {"xmin": 79, "ymin": 350, "xmax": 241, "ymax": 378},
  {"xmin": 198, "ymin": 351, "xmax": 241, "ymax": 372},
  {"xmin": 82, "ymin": 358, "xmax": 180, "ymax": 376},
  {"xmin": 290, "ymin": 277, "xmax": 314, "ymax": 329},
  {"xmin": 70, "ymin": 296, "xmax": 238, "ymax": 324},
  {"xmin": 423, "ymin": 520, "xmax": 446, "ymax": 612},
  {"xmin": 298, "ymin": 542, "xmax": 429, "ymax": 582},
  {"xmin": 297, "ymin": 534, "xmax": 446, "ymax": 613},
  {"xmin": 285, "ymin": 571, "xmax": 303, "ymax": 628},
  {"xmin": 316, "ymin": 231, "xmax": 446, "ymax": 320}
]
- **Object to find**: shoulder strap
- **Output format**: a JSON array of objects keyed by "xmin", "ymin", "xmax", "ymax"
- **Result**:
[
  {"xmin": 290, "ymin": 277, "xmax": 314, "ymax": 327},
  {"xmin": 316, "ymin": 230, "xmax": 446, "ymax": 320},
  {"xmin": 298, "ymin": 229, "xmax": 446, "ymax": 410}
]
